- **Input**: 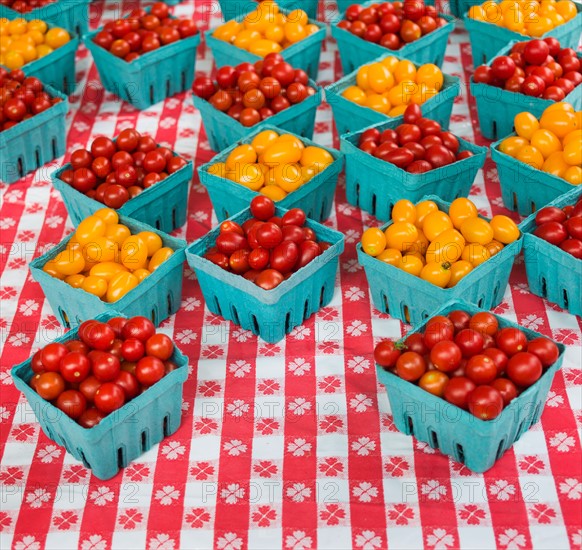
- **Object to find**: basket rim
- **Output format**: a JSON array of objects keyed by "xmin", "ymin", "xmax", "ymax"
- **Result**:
[
  {"xmin": 376, "ymin": 298, "xmax": 566, "ymax": 431},
  {"xmin": 0, "ymin": 0, "xmax": 90, "ymax": 18}
]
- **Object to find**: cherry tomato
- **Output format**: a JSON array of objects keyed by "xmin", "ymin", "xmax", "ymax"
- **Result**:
[
  {"xmin": 444, "ymin": 376, "xmax": 476, "ymax": 410},
  {"xmin": 491, "ymin": 56, "xmax": 516, "ymax": 80},
  {"xmin": 94, "ymin": 382, "xmax": 125, "ymax": 413},
  {"xmin": 418, "ymin": 370, "xmax": 449, "ymax": 397},
  {"xmin": 483, "ymin": 347, "xmax": 509, "ymax": 376},
  {"xmin": 145, "ymin": 333, "xmax": 174, "ymax": 361},
  {"xmin": 59, "ymin": 352, "xmax": 91, "ymax": 383},
  {"xmin": 35, "ymin": 372, "xmax": 65, "ymax": 401},
  {"xmin": 496, "ymin": 327, "xmax": 528, "ymax": 356},
  {"xmin": 295, "ymin": 240, "xmax": 321, "ymax": 269},
  {"xmin": 121, "ymin": 316, "xmax": 155, "ymax": 342},
  {"xmin": 506, "ymin": 352, "xmax": 542, "ymax": 388},
  {"xmin": 282, "ymin": 208, "xmax": 306, "ymax": 227},
  {"xmin": 250, "ymin": 196, "xmax": 276, "ymax": 221},
  {"xmin": 491, "ymin": 378, "xmax": 518, "ymax": 406},
  {"xmin": 40, "ymin": 343, "xmax": 69, "ymax": 372},
  {"xmin": 468, "ymin": 385, "xmax": 504, "ymax": 420},
  {"xmin": 526, "ymin": 337, "xmax": 560, "ymax": 367},
  {"xmin": 88, "ymin": 351, "xmax": 120, "ymax": 382},
  {"xmin": 404, "ymin": 332, "xmax": 428, "ymax": 355},
  {"xmin": 469, "ymin": 312, "xmax": 499, "ymax": 336},
  {"xmin": 78, "ymin": 407, "xmax": 106, "ymax": 428},
  {"xmin": 430, "ymin": 340, "xmax": 462, "ymax": 372},
  {"xmin": 255, "ymin": 268, "xmax": 284, "ymax": 290},
  {"xmin": 448, "ymin": 310, "xmax": 471, "ymax": 332},
  {"xmin": 56, "ymin": 390, "xmax": 87, "ymax": 420},
  {"xmin": 396, "ymin": 351, "xmax": 427, "ymax": 381},
  {"xmin": 374, "ymin": 339, "xmax": 402, "ymax": 369},
  {"xmin": 270, "ymin": 241, "xmax": 299, "ymax": 274},
  {"xmin": 454, "ymin": 329, "xmax": 484, "ymax": 358},
  {"xmin": 465, "ymin": 354, "xmax": 497, "ymax": 385},
  {"xmin": 82, "ymin": 321, "xmax": 116, "ymax": 351},
  {"xmin": 423, "ymin": 316, "xmax": 454, "ymax": 349}
]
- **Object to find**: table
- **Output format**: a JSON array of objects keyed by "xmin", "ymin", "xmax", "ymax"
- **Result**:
[{"xmin": 1, "ymin": 1, "xmax": 581, "ymax": 548}]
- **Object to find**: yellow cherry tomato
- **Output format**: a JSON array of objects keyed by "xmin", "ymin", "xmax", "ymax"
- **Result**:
[
  {"xmin": 262, "ymin": 140, "xmax": 302, "ymax": 165},
  {"xmin": 399, "ymin": 254, "xmax": 424, "ymax": 276},
  {"xmin": 420, "ymin": 262, "xmax": 452, "ymax": 288},
  {"xmin": 300, "ymin": 146, "xmax": 334, "ymax": 171},
  {"xmin": 385, "ymin": 222, "xmax": 418, "ymax": 253},
  {"xmin": 90, "ymin": 261, "xmax": 129, "ymax": 282},
  {"xmin": 530, "ymin": 129, "xmax": 562, "ymax": 158},
  {"xmin": 137, "ymin": 231, "xmax": 163, "ymax": 256},
  {"xmin": 106, "ymin": 272, "xmax": 139, "ymax": 303},
  {"xmin": 277, "ymin": 134, "xmax": 305, "ymax": 150},
  {"xmin": 425, "ymin": 228, "xmax": 465, "ymax": 263},
  {"xmin": 271, "ymin": 162, "xmax": 303, "ymax": 192},
  {"xmin": 43, "ymin": 259, "xmax": 66, "ymax": 280},
  {"xmin": 120, "ymin": 235, "xmax": 149, "ymax": 270},
  {"xmin": 461, "ymin": 243, "xmax": 491, "ymax": 267},
  {"xmin": 226, "ymin": 144, "xmax": 257, "ymax": 170},
  {"xmin": 381, "ymin": 55, "xmax": 399, "ymax": 72},
  {"xmin": 260, "ymin": 185, "xmax": 287, "ymax": 201},
  {"xmin": 361, "ymin": 227, "xmax": 387, "ymax": 256},
  {"xmin": 284, "ymin": 21, "xmax": 306, "ymax": 43},
  {"xmin": 563, "ymin": 130, "xmax": 582, "ymax": 147},
  {"xmin": 27, "ymin": 19, "xmax": 47, "ymax": 34},
  {"xmin": 387, "ymin": 80, "xmax": 415, "ymax": 106},
  {"xmin": 376, "ymin": 248, "xmax": 402, "ymax": 266},
  {"xmin": 540, "ymin": 109, "xmax": 578, "ymax": 139},
  {"xmin": 301, "ymin": 165, "xmax": 318, "ymax": 182},
  {"xmin": 415, "ymin": 200, "xmax": 439, "ymax": 228},
  {"xmin": 65, "ymin": 274, "xmax": 85, "ymax": 289},
  {"xmin": 564, "ymin": 166, "xmax": 582, "ymax": 185},
  {"xmin": 503, "ymin": 9, "xmax": 525, "ymax": 31},
  {"xmin": 82, "ymin": 276, "xmax": 108, "ymax": 298},
  {"xmin": 394, "ymin": 60, "xmax": 416, "ymax": 83},
  {"xmin": 93, "ymin": 208, "xmax": 118, "ymax": 226},
  {"xmin": 356, "ymin": 66, "xmax": 370, "ymax": 90},
  {"xmin": 447, "ymin": 260, "xmax": 474, "ymax": 287},
  {"xmin": 235, "ymin": 163, "xmax": 265, "ymax": 191},
  {"xmin": 563, "ymin": 140, "xmax": 582, "ymax": 165},
  {"xmin": 415, "ymin": 64, "xmax": 443, "ymax": 90},
  {"xmin": 208, "ymin": 162, "xmax": 227, "ymax": 178},
  {"xmin": 423, "ymin": 210, "xmax": 453, "ymax": 241},
  {"xmin": 9, "ymin": 40, "xmax": 36, "ymax": 63},
  {"xmin": 367, "ymin": 62, "xmax": 394, "ymax": 93},
  {"xmin": 8, "ymin": 18, "xmax": 27, "ymax": 35},
  {"xmin": 75, "ymin": 215, "xmax": 106, "ymax": 245},
  {"xmin": 490, "ymin": 215, "xmax": 520, "ymax": 244},
  {"xmin": 148, "ymin": 247, "xmax": 174, "ymax": 271},
  {"xmin": 388, "ymin": 104, "xmax": 408, "ymax": 117},
  {"xmin": 448, "ymin": 197, "xmax": 478, "ymax": 230},
  {"xmin": 264, "ymin": 24, "xmax": 284, "ymax": 42},
  {"xmin": 249, "ymin": 38, "xmax": 281, "ymax": 56},
  {"xmin": 44, "ymin": 27, "xmax": 70, "ymax": 49},
  {"xmin": 499, "ymin": 136, "xmax": 529, "ymax": 157},
  {"xmin": 525, "ymin": 15, "xmax": 553, "ymax": 36},
  {"xmin": 343, "ymin": 85, "xmax": 367, "ymax": 105},
  {"xmin": 132, "ymin": 268, "xmax": 151, "ymax": 282},
  {"xmin": 233, "ymin": 29, "xmax": 261, "ymax": 50},
  {"xmin": 405, "ymin": 230, "xmax": 429, "ymax": 256},
  {"xmin": 35, "ymin": 44, "xmax": 53, "ymax": 58},
  {"xmin": 469, "ymin": 5, "xmax": 486, "ymax": 19},
  {"xmin": 105, "ymin": 224, "xmax": 131, "ymax": 248},
  {"xmin": 516, "ymin": 145, "xmax": 544, "ymax": 169},
  {"xmin": 213, "ymin": 20, "xmax": 242, "ymax": 42},
  {"xmin": 287, "ymin": 8, "xmax": 308, "ymax": 25},
  {"xmin": 3, "ymin": 51, "xmax": 25, "ymax": 70},
  {"xmin": 485, "ymin": 240, "xmax": 505, "ymax": 256},
  {"xmin": 391, "ymin": 199, "xmax": 417, "ymax": 224},
  {"xmin": 460, "ymin": 217, "xmax": 494, "ymax": 246},
  {"xmin": 542, "ymin": 150, "xmax": 569, "ymax": 177},
  {"xmin": 52, "ymin": 247, "xmax": 85, "ymax": 276},
  {"xmin": 410, "ymin": 82, "xmax": 437, "ymax": 105},
  {"xmin": 556, "ymin": 0, "xmax": 577, "ymax": 20},
  {"xmin": 365, "ymin": 93, "xmax": 391, "ymax": 113},
  {"xmin": 26, "ymin": 29, "xmax": 44, "ymax": 45},
  {"xmin": 544, "ymin": 102, "xmax": 575, "ymax": 114},
  {"xmin": 514, "ymin": 112, "xmax": 540, "ymax": 139},
  {"xmin": 82, "ymin": 236, "xmax": 119, "ymax": 264},
  {"xmin": 251, "ymin": 130, "xmax": 279, "ymax": 154}
]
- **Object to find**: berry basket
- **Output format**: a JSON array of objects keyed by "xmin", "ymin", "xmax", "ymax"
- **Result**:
[
  {"xmin": 186, "ymin": 206, "xmax": 345, "ymax": 343},
  {"xmin": 198, "ymin": 124, "xmax": 344, "ymax": 222},
  {"xmin": 376, "ymin": 299, "xmax": 566, "ymax": 473},
  {"xmin": 51, "ymin": 151, "xmax": 193, "ymax": 233},
  {"xmin": 217, "ymin": 0, "xmax": 319, "ymax": 21},
  {"xmin": 442, "ymin": 0, "xmax": 481, "ymax": 18},
  {"xmin": 325, "ymin": 55, "xmax": 461, "ymax": 136},
  {"xmin": 205, "ymin": 7, "xmax": 326, "ymax": 80},
  {"xmin": 84, "ymin": 26, "xmax": 201, "ymax": 110},
  {"xmin": 471, "ymin": 43, "xmax": 582, "ymax": 140},
  {"xmin": 29, "ymin": 215, "xmax": 186, "ymax": 328},
  {"xmin": 0, "ymin": 83, "xmax": 68, "ymax": 184},
  {"xmin": 0, "ymin": 0, "xmax": 91, "ymax": 36},
  {"xmin": 341, "ymin": 117, "xmax": 487, "ymax": 221},
  {"xmin": 357, "ymin": 195, "xmax": 523, "ymax": 325},
  {"xmin": 520, "ymin": 185, "xmax": 582, "ymax": 316},
  {"xmin": 10, "ymin": 310, "xmax": 189, "ymax": 481},
  {"xmin": 331, "ymin": 1, "xmax": 455, "ymax": 74},
  {"xmin": 490, "ymin": 135, "xmax": 575, "ymax": 216},
  {"xmin": 194, "ymin": 79, "xmax": 322, "ymax": 152},
  {"xmin": 464, "ymin": 2, "xmax": 582, "ymax": 65}
]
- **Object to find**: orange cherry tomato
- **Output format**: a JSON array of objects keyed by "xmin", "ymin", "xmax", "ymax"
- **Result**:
[
  {"xmin": 425, "ymin": 229, "xmax": 465, "ymax": 263},
  {"xmin": 415, "ymin": 200, "xmax": 439, "ymax": 228},
  {"xmin": 420, "ymin": 261, "xmax": 452, "ymax": 288},
  {"xmin": 461, "ymin": 243, "xmax": 491, "ymax": 267},
  {"xmin": 540, "ymin": 108, "xmax": 578, "ymax": 139},
  {"xmin": 105, "ymin": 224, "xmax": 132, "ymax": 248},
  {"xmin": 132, "ymin": 268, "xmax": 151, "ymax": 282},
  {"xmin": 460, "ymin": 218, "xmax": 494, "ymax": 246},
  {"xmin": 490, "ymin": 215, "xmax": 520, "ymax": 244},
  {"xmin": 138, "ymin": 231, "xmax": 163, "ymax": 256},
  {"xmin": 81, "ymin": 275, "xmax": 108, "ymax": 298},
  {"xmin": 148, "ymin": 247, "xmax": 174, "ymax": 271},
  {"xmin": 385, "ymin": 222, "xmax": 419, "ymax": 252},
  {"xmin": 448, "ymin": 198, "xmax": 478, "ymax": 230},
  {"xmin": 52, "ymin": 247, "xmax": 86, "ymax": 276},
  {"xmin": 399, "ymin": 254, "xmax": 424, "ymax": 276},
  {"xmin": 485, "ymin": 240, "xmax": 505, "ymax": 256},
  {"xmin": 82, "ymin": 237, "xmax": 119, "ymax": 264},
  {"xmin": 75, "ymin": 215, "xmax": 106, "ymax": 246},
  {"xmin": 499, "ymin": 136, "xmax": 529, "ymax": 157},
  {"xmin": 376, "ymin": 248, "xmax": 402, "ymax": 266},
  {"xmin": 94, "ymin": 207, "xmax": 119, "ymax": 225},
  {"xmin": 90, "ymin": 261, "xmax": 129, "ymax": 282},
  {"xmin": 423, "ymin": 211, "xmax": 453, "ymax": 241},
  {"xmin": 447, "ymin": 260, "xmax": 473, "ymax": 287},
  {"xmin": 64, "ymin": 274, "xmax": 85, "ymax": 288},
  {"xmin": 361, "ymin": 227, "xmax": 387, "ymax": 256},
  {"xmin": 514, "ymin": 112, "xmax": 540, "ymax": 140},
  {"xmin": 106, "ymin": 272, "xmax": 139, "ymax": 302},
  {"xmin": 43, "ymin": 260, "xmax": 66, "ymax": 280},
  {"xmin": 120, "ymin": 235, "xmax": 149, "ymax": 270},
  {"xmin": 392, "ymin": 199, "xmax": 417, "ymax": 224},
  {"xmin": 251, "ymin": 130, "xmax": 279, "ymax": 154}
]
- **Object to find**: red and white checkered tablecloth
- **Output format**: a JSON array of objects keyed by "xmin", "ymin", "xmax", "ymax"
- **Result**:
[{"xmin": 1, "ymin": 1, "xmax": 581, "ymax": 548}]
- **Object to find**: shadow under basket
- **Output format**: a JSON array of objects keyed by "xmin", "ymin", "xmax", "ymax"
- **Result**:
[
  {"xmin": 186, "ymin": 206, "xmax": 345, "ymax": 343},
  {"xmin": 340, "ymin": 116, "xmax": 487, "ymax": 221},
  {"xmin": 0, "ymin": 83, "xmax": 68, "ymax": 184},
  {"xmin": 519, "ymin": 185, "xmax": 582, "ymax": 316},
  {"xmin": 29, "ymin": 216, "xmax": 187, "ymax": 328},
  {"xmin": 357, "ymin": 195, "xmax": 523, "ymax": 326},
  {"xmin": 377, "ymin": 299, "xmax": 566, "ymax": 473},
  {"xmin": 84, "ymin": 30, "xmax": 201, "ymax": 110},
  {"xmin": 198, "ymin": 123, "xmax": 344, "ymax": 222},
  {"xmin": 11, "ymin": 311, "xmax": 189, "ymax": 480}
]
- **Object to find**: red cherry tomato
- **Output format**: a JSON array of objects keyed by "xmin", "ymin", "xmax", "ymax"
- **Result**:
[
  {"xmin": 40, "ymin": 343, "xmax": 69, "ymax": 372},
  {"xmin": 295, "ymin": 240, "xmax": 321, "ymax": 269},
  {"xmin": 250, "ymin": 196, "xmax": 276, "ymax": 221},
  {"xmin": 483, "ymin": 347, "xmax": 509, "ymax": 376},
  {"xmin": 281, "ymin": 208, "xmax": 306, "ymax": 227},
  {"xmin": 78, "ymin": 407, "xmax": 106, "ymax": 428},
  {"xmin": 145, "ymin": 333, "xmax": 174, "ymax": 360},
  {"xmin": 430, "ymin": 340, "xmax": 462, "ymax": 372},
  {"xmin": 89, "ymin": 351, "xmax": 121, "ymax": 382},
  {"xmin": 59, "ymin": 352, "xmax": 91, "ymax": 383},
  {"xmin": 491, "ymin": 378, "xmax": 518, "ymax": 406},
  {"xmin": 496, "ymin": 327, "xmax": 528, "ymax": 356},
  {"xmin": 121, "ymin": 338, "xmax": 145, "ymax": 362},
  {"xmin": 94, "ymin": 382, "xmax": 125, "ymax": 413},
  {"xmin": 114, "ymin": 371, "xmax": 140, "ymax": 400},
  {"xmin": 468, "ymin": 385, "xmax": 504, "ymax": 420},
  {"xmin": 506, "ymin": 352, "xmax": 543, "ymax": 388},
  {"xmin": 469, "ymin": 312, "xmax": 498, "ymax": 336},
  {"xmin": 255, "ymin": 268, "xmax": 284, "ymax": 290},
  {"xmin": 56, "ymin": 390, "xmax": 87, "ymax": 420},
  {"xmin": 396, "ymin": 351, "xmax": 427, "ymax": 381},
  {"xmin": 374, "ymin": 339, "xmax": 402, "ymax": 368},
  {"xmin": 79, "ymin": 375, "xmax": 101, "ymax": 403},
  {"xmin": 443, "ymin": 376, "xmax": 476, "ymax": 410},
  {"xmin": 423, "ymin": 316, "xmax": 454, "ymax": 349},
  {"xmin": 465, "ymin": 354, "xmax": 497, "ymax": 385},
  {"xmin": 448, "ymin": 310, "xmax": 471, "ymax": 332},
  {"xmin": 35, "ymin": 372, "xmax": 65, "ymax": 401},
  {"xmin": 526, "ymin": 337, "xmax": 560, "ymax": 367},
  {"xmin": 122, "ymin": 316, "xmax": 156, "ymax": 342},
  {"xmin": 454, "ymin": 329, "xmax": 484, "ymax": 358}
]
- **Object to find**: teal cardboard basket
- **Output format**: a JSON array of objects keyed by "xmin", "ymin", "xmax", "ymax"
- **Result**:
[
  {"xmin": 331, "ymin": 2, "xmax": 455, "ymax": 74},
  {"xmin": 194, "ymin": 79, "xmax": 322, "ymax": 152},
  {"xmin": 491, "ymin": 135, "xmax": 575, "ymax": 216},
  {"xmin": 206, "ymin": 7, "xmax": 326, "ymax": 80},
  {"xmin": 520, "ymin": 186, "xmax": 582, "ymax": 316},
  {"xmin": 198, "ymin": 124, "xmax": 344, "ymax": 221},
  {"xmin": 443, "ymin": 0, "xmax": 481, "ymax": 18},
  {"xmin": 376, "ymin": 299, "xmax": 566, "ymax": 473},
  {"xmin": 11, "ymin": 311, "xmax": 189, "ymax": 481},
  {"xmin": 325, "ymin": 55, "xmax": 461, "ymax": 136},
  {"xmin": 186, "ymin": 206, "xmax": 345, "ymax": 343},
  {"xmin": 341, "ymin": 117, "xmax": 487, "ymax": 220},
  {"xmin": 217, "ymin": 0, "xmax": 319, "ymax": 20},
  {"xmin": 464, "ymin": 3, "xmax": 582, "ymax": 65},
  {"xmin": 0, "ymin": 0, "xmax": 90, "ymax": 35},
  {"xmin": 357, "ymin": 195, "xmax": 522, "ymax": 325},
  {"xmin": 335, "ymin": 0, "xmax": 436, "ymax": 17},
  {"xmin": 51, "ymin": 153, "xmax": 193, "ymax": 232},
  {"xmin": 29, "ymin": 215, "xmax": 186, "ymax": 328},
  {"xmin": 84, "ymin": 28, "xmax": 201, "ymax": 110},
  {"xmin": 472, "ymin": 43, "xmax": 582, "ymax": 140},
  {"xmin": 0, "ymin": 83, "xmax": 68, "ymax": 184}
]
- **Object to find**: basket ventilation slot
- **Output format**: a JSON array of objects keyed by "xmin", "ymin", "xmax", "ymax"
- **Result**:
[
  {"xmin": 455, "ymin": 443, "xmax": 465, "ymax": 464},
  {"xmin": 163, "ymin": 415, "xmax": 171, "ymax": 437},
  {"xmin": 429, "ymin": 429, "xmax": 439, "ymax": 450},
  {"xmin": 406, "ymin": 415, "xmax": 414, "ymax": 436}
]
